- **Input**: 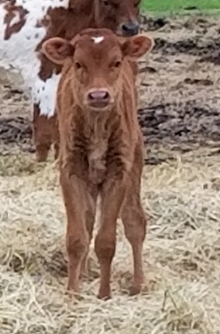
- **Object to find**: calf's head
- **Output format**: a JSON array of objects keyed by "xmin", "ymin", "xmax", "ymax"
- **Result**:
[
  {"xmin": 42, "ymin": 28, "xmax": 153, "ymax": 112},
  {"xmin": 94, "ymin": 0, "xmax": 142, "ymax": 37}
]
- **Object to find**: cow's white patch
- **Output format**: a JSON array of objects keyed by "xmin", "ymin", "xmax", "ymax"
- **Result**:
[
  {"xmin": 92, "ymin": 36, "xmax": 104, "ymax": 44},
  {"xmin": 0, "ymin": 0, "xmax": 70, "ymax": 117},
  {"xmin": 10, "ymin": 12, "xmax": 20, "ymax": 26},
  {"xmin": 33, "ymin": 73, "xmax": 61, "ymax": 117}
]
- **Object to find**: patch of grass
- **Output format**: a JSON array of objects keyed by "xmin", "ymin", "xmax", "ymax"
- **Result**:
[{"xmin": 141, "ymin": 0, "xmax": 220, "ymax": 12}]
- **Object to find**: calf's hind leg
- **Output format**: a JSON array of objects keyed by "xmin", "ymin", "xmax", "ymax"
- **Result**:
[
  {"xmin": 121, "ymin": 192, "xmax": 147, "ymax": 295},
  {"xmin": 120, "ymin": 143, "xmax": 147, "ymax": 295}
]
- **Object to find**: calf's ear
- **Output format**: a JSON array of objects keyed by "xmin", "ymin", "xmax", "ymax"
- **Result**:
[
  {"xmin": 41, "ymin": 37, "xmax": 74, "ymax": 65},
  {"xmin": 121, "ymin": 34, "xmax": 154, "ymax": 60}
]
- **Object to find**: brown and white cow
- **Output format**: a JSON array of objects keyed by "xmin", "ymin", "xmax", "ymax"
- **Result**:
[
  {"xmin": 42, "ymin": 28, "xmax": 153, "ymax": 299},
  {"xmin": 0, "ymin": 0, "xmax": 142, "ymax": 162}
]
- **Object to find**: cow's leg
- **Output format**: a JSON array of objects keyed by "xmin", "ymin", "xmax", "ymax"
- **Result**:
[
  {"xmin": 95, "ymin": 179, "xmax": 126, "ymax": 299},
  {"xmin": 60, "ymin": 170, "xmax": 96, "ymax": 293},
  {"xmin": 33, "ymin": 104, "xmax": 53, "ymax": 162},
  {"xmin": 54, "ymin": 140, "xmax": 60, "ymax": 160},
  {"xmin": 51, "ymin": 113, "xmax": 60, "ymax": 160},
  {"xmin": 120, "ymin": 142, "xmax": 147, "ymax": 296}
]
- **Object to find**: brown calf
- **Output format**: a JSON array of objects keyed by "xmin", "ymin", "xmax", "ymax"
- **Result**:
[
  {"xmin": 34, "ymin": 0, "xmax": 142, "ymax": 162},
  {"xmin": 42, "ymin": 28, "xmax": 153, "ymax": 299}
]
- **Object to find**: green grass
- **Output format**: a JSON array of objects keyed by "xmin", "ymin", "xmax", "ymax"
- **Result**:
[{"xmin": 141, "ymin": 0, "xmax": 220, "ymax": 12}]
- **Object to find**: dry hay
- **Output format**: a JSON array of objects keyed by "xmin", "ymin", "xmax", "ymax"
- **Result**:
[{"xmin": 0, "ymin": 148, "xmax": 219, "ymax": 334}]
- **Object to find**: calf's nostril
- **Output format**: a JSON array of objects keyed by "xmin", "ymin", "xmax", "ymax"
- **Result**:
[{"xmin": 88, "ymin": 91, "xmax": 109, "ymax": 101}]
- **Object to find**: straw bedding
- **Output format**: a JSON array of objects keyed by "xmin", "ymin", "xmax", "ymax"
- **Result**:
[{"xmin": 0, "ymin": 150, "xmax": 220, "ymax": 333}]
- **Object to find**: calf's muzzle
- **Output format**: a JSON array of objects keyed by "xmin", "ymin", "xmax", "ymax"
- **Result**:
[{"xmin": 87, "ymin": 89, "xmax": 111, "ymax": 109}]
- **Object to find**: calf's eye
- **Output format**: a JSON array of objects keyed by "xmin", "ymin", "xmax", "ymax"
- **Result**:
[
  {"xmin": 75, "ymin": 62, "xmax": 82, "ymax": 69},
  {"xmin": 103, "ymin": 0, "xmax": 109, "ymax": 6},
  {"xmin": 114, "ymin": 61, "xmax": 121, "ymax": 68},
  {"xmin": 109, "ymin": 61, "xmax": 121, "ymax": 70}
]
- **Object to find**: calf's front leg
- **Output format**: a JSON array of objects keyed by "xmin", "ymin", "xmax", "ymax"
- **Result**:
[
  {"xmin": 95, "ymin": 178, "xmax": 126, "ymax": 299},
  {"xmin": 60, "ymin": 170, "xmax": 96, "ymax": 293}
]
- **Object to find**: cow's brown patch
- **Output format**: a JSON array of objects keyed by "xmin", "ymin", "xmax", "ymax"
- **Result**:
[{"xmin": 3, "ymin": 2, "xmax": 29, "ymax": 40}]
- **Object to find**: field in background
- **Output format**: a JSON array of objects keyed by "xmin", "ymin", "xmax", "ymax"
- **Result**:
[
  {"xmin": 1, "ymin": 4, "xmax": 220, "ymax": 334},
  {"xmin": 141, "ymin": 0, "xmax": 220, "ymax": 12}
]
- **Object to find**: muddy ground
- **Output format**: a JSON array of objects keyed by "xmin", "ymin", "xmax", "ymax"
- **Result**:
[{"xmin": 1, "ymin": 14, "xmax": 220, "ymax": 163}]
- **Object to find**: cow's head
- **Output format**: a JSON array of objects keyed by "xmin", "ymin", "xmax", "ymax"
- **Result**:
[
  {"xmin": 42, "ymin": 28, "xmax": 153, "ymax": 112},
  {"xmin": 94, "ymin": 0, "xmax": 142, "ymax": 37}
]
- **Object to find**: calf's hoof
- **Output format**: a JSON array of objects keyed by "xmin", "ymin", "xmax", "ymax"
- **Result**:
[
  {"xmin": 97, "ymin": 287, "xmax": 111, "ymax": 300},
  {"xmin": 66, "ymin": 279, "xmax": 80, "ymax": 294},
  {"xmin": 67, "ymin": 286, "xmax": 78, "ymax": 293},
  {"xmin": 66, "ymin": 286, "xmax": 81, "ymax": 300},
  {"xmin": 129, "ymin": 284, "xmax": 143, "ymax": 296}
]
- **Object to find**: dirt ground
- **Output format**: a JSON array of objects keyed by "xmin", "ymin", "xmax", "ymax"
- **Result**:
[{"xmin": 1, "ymin": 14, "xmax": 220, "ymax": 334}]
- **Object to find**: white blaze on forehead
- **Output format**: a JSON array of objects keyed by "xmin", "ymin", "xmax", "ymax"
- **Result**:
[{"xmin": 92, "ymin": 36, "xmax": 104, "ymax": 44}]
